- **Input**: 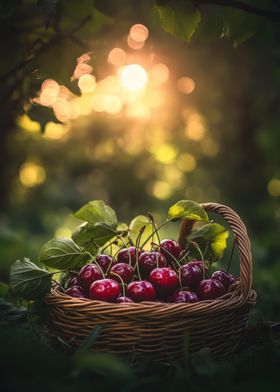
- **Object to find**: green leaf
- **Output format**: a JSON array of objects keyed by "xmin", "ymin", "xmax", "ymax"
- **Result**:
[
  {"xmin": 168, "ymin": 200, "xmax": 209, "ymax": 222},
  {"xmin": 155, "ymin": 0, "xmax": 201, "ymax": 42},
  {"xmin": 75, "ymin": 326, "xmax": 102, "ymax": 355},
  {"xmin": 189, "ymin": 223, "xmax": 229, "ymax": 260},
  {"xmin": 39, "ymin": 238, "xmax": 91, "ymax": 269},
  {"xmin": 129, "ymin": 215, "xmax": 153, "ymax": 248},
  {"xmin": 222, "ymin": 7, "xmax": 260, "ymax": 47},
  {"xmin": 72, "ymin": 222, "xmax": 117, "ymax": 249},
  {"xmin": 75, "ymin": 200, "xmax": 117, "ymax": 227},
  {"xmin": 9, "ymin": 258, "xmax": 52, "ymax": 300}
]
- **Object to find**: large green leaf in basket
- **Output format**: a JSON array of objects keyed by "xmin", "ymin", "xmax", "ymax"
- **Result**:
[
  {"xmin": 9, "ymin": 258, "xmax": 53, "ymax": 300},
  {"xmin": 168, "ymin": 200, "xmax": 209, "ymax": 222},
  {"xmin": 39, "ymin": 238, "xmax": 91, "ymax": 270}
]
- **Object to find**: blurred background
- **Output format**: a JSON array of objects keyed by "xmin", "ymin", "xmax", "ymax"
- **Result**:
[{"xmin": 0, "ymin": 0, "xmax": 280, "ymax": 320}]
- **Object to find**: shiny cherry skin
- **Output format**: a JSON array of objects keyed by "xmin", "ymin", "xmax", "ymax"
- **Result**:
[
  {"xmin": 67, "ymin": 276, "xmax": 78, "ymax": 288},
  {"xmin": 127, "ymin": 281, "xmax": 156, "ymax": 302},
  {"xmin": 149, "ymin": 267, "xmax": 180, "ymax": 299},
  {"xmin": 117, "ymin": 247, "xmax": 142, "ymax": 266},
  {"xmin": 197, "ymin": 279, "xmax": 226, "ymax": 300},
  {"xmin": 95, "ymin": 254, "xmax": 117, "ymax": 273},
  {"xmin": 170, "ymin": 290, "xmax": 198, "ymax": 303},
  {"xmin": 77, "ymin": 263, "xmax": 103, "ymax": 291},
  {"xmin": 116, "ymin": 296, "xmax": 133, "ymax": 303},
  {"xmin": 108, "ymin": 263, "xmax": 134, "ymax": 284},
  {"xmin": 159, "ymin": 239, "xmax": 182, "ymax": 263},
  {"xmin": 89, "ymin": 279, "xmax": 120, "ymax": 302},
  {"xmin": 211, "ymin": 270, "xmax": 236, "ymax": 290},
  {"xmin": 138, "ymin": 251, "xmax": 167, "ymax": 278},
  {"xmin": 180, "ymin": 261, "xmax": 204, "ymax": 288},
  {"xmin": 65, "ymin": 285, "xmax": 86, "ymax": 298}
]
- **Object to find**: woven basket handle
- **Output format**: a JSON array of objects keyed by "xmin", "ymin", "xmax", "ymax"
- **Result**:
[{"xmin": 178, "ymin": 202, "xmax": 252, "ymax": 301}]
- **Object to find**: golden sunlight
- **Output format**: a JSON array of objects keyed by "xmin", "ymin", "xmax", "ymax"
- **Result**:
[{"xmin": 119, "ymin": 64, "xmax": 148, "ymax": 90}]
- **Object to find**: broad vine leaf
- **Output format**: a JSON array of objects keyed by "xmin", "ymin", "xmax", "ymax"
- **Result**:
[
  {"xmin": 72, "ymin": 222, "xmax": 117, "ymax": 249},
  {"xmin": 129, "ymin": 215, "xmax": 153, "ymax": 249},
  {"xmin": 9, "ymin": 258, "xmax": 52, "ymax": 300},
  {"xmin": 155, "ymin": 0, "xmax": 201, "ymax": 42},
  {"xmin": 39, "ymin": 238, "xmax": 91, "ymax": 269},
  {"xmin": 189, "ymin": 223, "xmax": 229, "ymax": 260},
  {"xmin": 75, "ymin": 200, "xmax": 117, "ymax": 227},
  {"xmin": 168, "ymin": 200, "xmax": 209, "ymax": 222}
]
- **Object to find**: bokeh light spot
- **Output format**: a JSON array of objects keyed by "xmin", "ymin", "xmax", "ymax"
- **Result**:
[
  {"xmin": 44, "ymin": 122, "xmax": 69, "ymax": 140},
  {"xmin": 177, "ymin": 153, "xmax": 197, "ymax": 172},
  {"xmin": 78, "ymin": 74, "xmax": 96, "ymax": 93},
  {"xmin": 151, "ymin": 63, "xmax": 169, "ymax": 85},
  {"xmin": 129, "ymin": 24, "xmax": 149, "ymax": 42},
  {"xmin": 19, "ymin": 162, "xmax": 46, "ymax": 188},
  {"xmin": 177, "ymin": 77, "xmax": 195, "ymax": 94},
  {"xmin": 268, "ymin": 179, "xmax": 280, "ymax": 197},
  {"xmin": 17, "ymin": 115, "xmax": 40, "ymax": 133},
  {"xmin": 149, "ymin": 181, "xmax": 172, "ymax": 200},
  {"xmin": 108, "ymin": 48, "xmax": 126, "ymax": 66},
  {"xmin": 152, "ymin": 144, "xmax": 177, "ymax": 164}
]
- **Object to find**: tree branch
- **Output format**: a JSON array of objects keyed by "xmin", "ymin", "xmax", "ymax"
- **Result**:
[
  {"xmin": 195, "ymin": 0, "xmax": 280, "ymax": 21},
  {"xmin": 0, "ymin": 14, "xmax": 92, "ymax": 84}
]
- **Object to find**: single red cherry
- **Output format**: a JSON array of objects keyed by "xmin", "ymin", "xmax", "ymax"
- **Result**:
[
  {"xmin": 89, "ymin": 279, "xmax": 120, "ymax": 302},
  {"xmin": 67, "ymin": 276, "xmax": 78, "ymax": 288},
  {"xmin": 108, "ymin": 263, "xmax": 134, "ymax": 284},
  {"xmin": 116, "ymin": 296, "xmax": 133, "ymax": 303},
  {"xmin": 180, "ymin": 261, "xmax": 204, "ymax": 288},
  {"xmin": 170, "ymin": 290, "xmax": 198, "ymax": 303},
  {"xmin": 65, "ymin": 285, "xmax": 86, "ymax": 298},
  {"xmin": 95, "ymin": 254, "xmax": 117, "ymax": 272},
  {"xmin": 159, "ymin": 239, "xmax": 182, "ymax": 263},
  {"xmin": 211, "ymin": 270, "xmax": 236, "ymax": 290},
  {"xmin": 149, "ymin": 267, "xmax": 180, "ymax": 299},
  {"xmin": 127, "ymin": 281, "xmax": 156, "ymax": 302},
  {"xmin": 197, "ymin": 279, "xmax": 226, "ymax": 300},
  {"xmin": 77, "ymin": 263, "xmax": 103, "ymax": 291},
  {"xmin": 138, "ymin": 251, "xmax": 167, "ymax": 278},
  {"xmin": 117, "ymin": 247, "xmax": 142, "ymax": 266}
]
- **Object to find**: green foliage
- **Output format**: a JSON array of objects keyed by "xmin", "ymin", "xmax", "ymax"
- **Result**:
[
  {"xmin": 75, "ymin": 200, "xmax": 118, "ymax": 227},
  {"xmin": 168, "ymin": 200, "xmax": 209, "ymax": 222},
  {"xmin": 72, "ymin": 222, "xmax": 117, "ymax": 249},
  {"xmin": 189, "ymin": 223, "xmax": 229, "ymax": 260},
  {"xmin": 39, "ymin": 238, "xmax": 91, "ymax": 269},
  {"xmin": 9, "ymin": 258, "xmax": 53, "ymax": 300},
  {"xmin": 28, "ymin": 105, "xmax": 62, "ymax": 133},
  {"xmin": 0, "ymin": 298, "xmax": 27, "ymax": 324},
  {"xmin": 155, "ymin": 0, "xmax": 201, "ymax": 42}
]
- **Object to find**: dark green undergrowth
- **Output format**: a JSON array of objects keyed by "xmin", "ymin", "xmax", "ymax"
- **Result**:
[{"xmin": 1, "ymin": 293, "xmax": 280, "ymax": 392}]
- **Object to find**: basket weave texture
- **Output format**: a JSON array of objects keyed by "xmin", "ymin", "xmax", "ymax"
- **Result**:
[{"xmin": 45, "ymin": 203, "xmax": 257, "ymax": 361}]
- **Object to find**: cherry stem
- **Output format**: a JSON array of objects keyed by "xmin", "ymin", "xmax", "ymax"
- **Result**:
[
  {"xmin": 190, "ymin": 241, "xmax": 205, "ymax": 280},
  {"xmin": 110, "ymin": 272, "xmax": 126, "ymax": 297},
  {"xmin": 178, "ymin": 268, "xmax": 183, "ymax": 289},
  {"xmin": 151, "ymin": 242, "xmax": 181, "ymax": 270},
  {"xmin": 226, "ymin": 236, "xmax": 236, "ymax": 273},
  {"xmin": 135, "ymin": 226, "xmax": 146, "ymax": 280},
  {"xmin": 148, "ymin": 212, "xmax": 161, "ymax": 247},
  {"xmin": 95, "ymin": 263, "xmax": 105, "ymax": 279},
  {"xmin": 178, "ymin": 249, "xmax": 190, "ymax": 264},
  {"xmin": 141, "ymin": 218, "xmax": 172, "ymax": 249}
]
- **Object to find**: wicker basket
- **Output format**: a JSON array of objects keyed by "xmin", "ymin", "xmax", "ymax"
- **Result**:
[{"xmin": 45, "ymin": 203, "xmax": 257, "ymax": 361}]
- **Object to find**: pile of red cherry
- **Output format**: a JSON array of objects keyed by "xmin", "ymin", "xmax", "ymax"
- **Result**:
[{"xmin": 65, "ymin": 239, "xmax": 236, "ymax": 303}]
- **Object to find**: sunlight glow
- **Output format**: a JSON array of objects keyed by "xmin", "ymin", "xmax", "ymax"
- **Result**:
[
  {"xmin": 151, "ymin": 63, "xmax": 169, "ymax": 85},
  {"xmin": 177, "ymin": 153, "xmax": 197, "ymax": 172},
  {"xmin": 119, "ymin": 64, "xmax": 148, "ymax": 90}
]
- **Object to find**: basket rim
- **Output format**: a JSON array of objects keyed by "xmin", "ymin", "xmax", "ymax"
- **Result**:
[{"xmin": 45, "ymin": 284, "xmax": 256, "ymax": 317}]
